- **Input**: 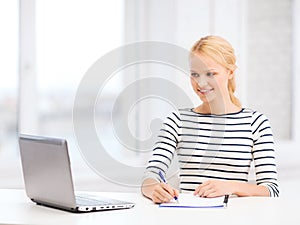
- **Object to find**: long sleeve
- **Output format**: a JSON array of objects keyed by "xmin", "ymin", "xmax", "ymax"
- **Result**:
[
  {"xmin": 251, "ymin": 111, "xmax": 279, "ymax": 197},
  {"xmin": 143, "ymin": 111, "xmax": 181, "ymax": 182}
]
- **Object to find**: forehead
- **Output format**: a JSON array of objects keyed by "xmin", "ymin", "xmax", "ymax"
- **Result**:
[{"xmin": 190, "ymin": 53, "xmax": 223, "ymax": 71}]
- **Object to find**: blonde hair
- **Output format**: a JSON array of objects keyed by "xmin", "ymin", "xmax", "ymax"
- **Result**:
[{"xmin": 191, "ymin": 35, "xmax": 241, "ymax": 107}]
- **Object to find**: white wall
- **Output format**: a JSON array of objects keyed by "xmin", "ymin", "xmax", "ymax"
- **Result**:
[
  {"xmin": 8, "ymin": 0, "xmax": 299, "ymax": 191},
  {"xmin": 123, "ymin": 0, "xmax": 300, "ymax": 171}
]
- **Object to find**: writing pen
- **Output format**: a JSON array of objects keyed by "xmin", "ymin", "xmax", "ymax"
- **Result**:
[
  {"xmin": 158, "ymin": 170, "xmax": 179, "ymax": 202},
  {"xmin": 223, "ymin": 194, "xmax": 229, "ymax": 207}
]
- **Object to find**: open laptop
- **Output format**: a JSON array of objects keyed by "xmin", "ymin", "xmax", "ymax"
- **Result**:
[{"xmin": 18, "ymin": 134, "xmax": 135, "ymax": 213}]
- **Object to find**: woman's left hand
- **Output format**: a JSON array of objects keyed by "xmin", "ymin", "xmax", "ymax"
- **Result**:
[{"xmin": 194, "ymin": 180, "xmax": 234, "ymax": 198}]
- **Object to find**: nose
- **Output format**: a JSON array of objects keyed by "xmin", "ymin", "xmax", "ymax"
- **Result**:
[{"xmin": 196, "ymin": 74, "xmax": 208, "ymax": 87}]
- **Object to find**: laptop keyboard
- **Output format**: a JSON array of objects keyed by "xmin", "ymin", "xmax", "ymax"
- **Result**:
[{"xmin": 75, "ymin": 195, "xmax": 125, "ymax": 206}]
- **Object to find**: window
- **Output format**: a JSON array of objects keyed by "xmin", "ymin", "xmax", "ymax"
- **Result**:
[
  {"xmin": 35, "ymin": 0, "xmax": 124, "ymax": 158},
  {"xmin": 0, "ymin": 0, "xmax": 19, "ymax": 188}
]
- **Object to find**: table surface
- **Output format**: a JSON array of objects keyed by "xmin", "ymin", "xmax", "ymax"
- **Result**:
[{"xmin": 0, "ymin": 189, "xmax": 299, "ymax": 225}]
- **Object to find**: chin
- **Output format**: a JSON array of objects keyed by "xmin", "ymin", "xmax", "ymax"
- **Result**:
[{"xmin": 197, "ymin": 94, "xmax": 212, "ymax": 102}]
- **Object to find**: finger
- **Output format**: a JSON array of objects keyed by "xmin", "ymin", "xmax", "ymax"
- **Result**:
[
  {"xmin": 167, "ymin": 185, "xmax": 179, "ymax": 198},
  {"xmin": 153, "ymin": 190, "xmax": 173, "ymax": 203},
  {"xmin": 194, "ymin": 186, "xmax": 206, "ymax": 196},
  {"xmin": 158, "ymin": 184, "xmax": 175, "ymax": 201},
  {"xmin": 197, "ymin": 183, "xmax": 212, "ymax": 197},
  {"xmin": 202, "ymin": 187, "xmax": 216, "ymax": 197},
  {"xmin": 206, "ymin": 191, "xmax": 219, "ymax": 198},
  {"xmin": 152, "ymin": 190, "xmax": 165, "ymax": 203},
  {"xmin": 194, "ymin": 183, "xmax": 203, "ymax": 195},
  {"xmin": 152, "ymin": 195, "xmax": 162, "ymax": 204},
  {"xmin": 150, "ymin": 184, "xmax": 170, "ymax": 203},
  {"xmin": 199, "ymin": 180, "xmax": 211, "ymax": 188},
  {"xmin": 174, "ymin": 188, "xmax": 180, "ymax": 198},
  {"xmin": 161, "ymin": 183, "xmax": 177, "ymax": 198}
]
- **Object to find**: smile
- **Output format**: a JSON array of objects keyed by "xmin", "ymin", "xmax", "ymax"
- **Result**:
[{"xmin": 197, "ymin": 88, "xmax": 214, "ymax": 95}]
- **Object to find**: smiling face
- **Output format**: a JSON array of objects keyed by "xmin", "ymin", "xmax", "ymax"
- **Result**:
[{"xmin": 190, "ymin": 53, "xmax": 233, "ymax": 104}]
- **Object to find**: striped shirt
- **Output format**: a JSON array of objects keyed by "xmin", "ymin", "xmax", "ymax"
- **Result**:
[{"xmin": 144, "ymin": 108, "xmax": 279, "ymax": 197}]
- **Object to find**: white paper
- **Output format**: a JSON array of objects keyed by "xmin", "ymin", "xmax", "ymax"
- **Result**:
[{"xmin": 159, "ymin": 194, "xmax": 226, "ymax": 208}]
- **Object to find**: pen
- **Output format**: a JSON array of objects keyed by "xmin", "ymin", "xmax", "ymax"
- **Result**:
[
  {"xmin": 223, "ymin": 194, "xmax": 229, "ymax": 207},
  {"xmin": 158, "ymin": 170, "xmax": 179, "ymax": 202}
]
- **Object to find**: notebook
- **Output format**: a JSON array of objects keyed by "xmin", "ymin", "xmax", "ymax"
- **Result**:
[
  {"xmin": 159, "ymin": 194, "xmax": 229, "ymax": 208},
  {"xmin": 18, "ymin": 134, "xmax": 135, "ymax": 213}
]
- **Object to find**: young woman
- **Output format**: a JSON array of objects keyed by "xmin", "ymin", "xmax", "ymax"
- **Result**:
[{"xmin": 141, "ymin": 35, "xmax": 279, "ymax": 203}]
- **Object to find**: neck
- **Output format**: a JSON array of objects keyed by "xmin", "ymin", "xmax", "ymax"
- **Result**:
[{"xmin": 196, "ymin": 98, "xmax": 241, "ymax": 115}]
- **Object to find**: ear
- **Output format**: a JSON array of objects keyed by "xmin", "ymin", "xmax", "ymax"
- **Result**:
[{"xmin": 228, "ymin": 69, "xmax": 234, "ymax": 80}]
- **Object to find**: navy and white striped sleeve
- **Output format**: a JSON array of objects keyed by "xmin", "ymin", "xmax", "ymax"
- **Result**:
[
  {"xmin": 143, "ymin": 111, "xmax": 181, "ymax": 182},
  {"xmin": 251, "ymin": 111, "xmax": 279, "ymax": 197}
]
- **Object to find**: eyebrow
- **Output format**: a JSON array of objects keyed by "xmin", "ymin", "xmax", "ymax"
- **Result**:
[{"xmin": 190, "ymin": 69, "xmax": 217, "ymax": 73}]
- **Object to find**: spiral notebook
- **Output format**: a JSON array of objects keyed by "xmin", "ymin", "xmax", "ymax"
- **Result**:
[{"xmin": 159, "ymin": 194, "xmax": 229, "ymax": 208}]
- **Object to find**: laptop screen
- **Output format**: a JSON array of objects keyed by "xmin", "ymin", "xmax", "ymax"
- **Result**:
[{"xmin": 19, "ymin": 134, "xmax": 77, "ymax": 208}]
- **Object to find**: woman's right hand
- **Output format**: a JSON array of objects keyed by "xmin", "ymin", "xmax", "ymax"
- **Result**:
[{"xmin": 142, "ymin": 178, "xmax": 179, "ymax": 204}]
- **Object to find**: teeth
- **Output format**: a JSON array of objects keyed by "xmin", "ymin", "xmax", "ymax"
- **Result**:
[{"xmin": 199, "ymin": 89, "xmax": 212, "ymax": 93}]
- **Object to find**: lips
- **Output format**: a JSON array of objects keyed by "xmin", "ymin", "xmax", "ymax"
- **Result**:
[{"xmin": 197, "ymin": 88, "xmax": 214, "ymax": 95}]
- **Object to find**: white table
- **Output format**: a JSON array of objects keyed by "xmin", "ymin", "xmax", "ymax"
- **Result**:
[{"xmin": 0, "ymin": 189, "xmax": 298, "ymax": 225}]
